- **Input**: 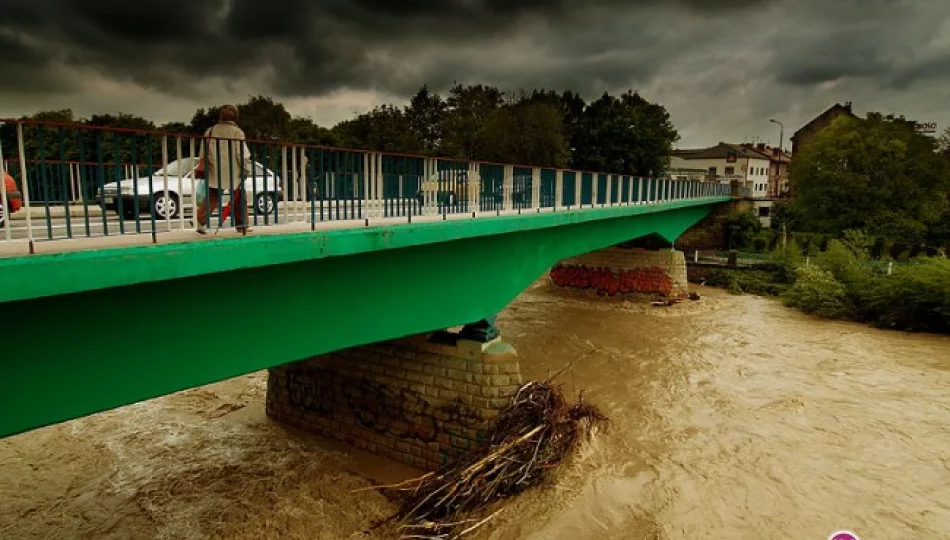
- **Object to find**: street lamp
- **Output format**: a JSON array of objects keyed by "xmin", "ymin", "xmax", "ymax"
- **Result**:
[{"xmin": 769, "ymin": 119, "xmax": 784, "ymax": 151}]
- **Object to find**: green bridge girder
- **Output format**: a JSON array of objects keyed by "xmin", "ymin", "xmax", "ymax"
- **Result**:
[{"xmin": 0, "ymin": 198, "xmax": 728, "ymax": 438}]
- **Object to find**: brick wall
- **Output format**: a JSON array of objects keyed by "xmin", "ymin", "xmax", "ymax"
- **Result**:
[
  {"xmin": 266, "ymin": 334, "xmax": 522, "ymax": 471},
  {"xmin": 550, "ymin": 247, "xmax": 689, "ymax": 298},
  {"xmin": 676, "ymin": 200, "xmax": 754, "ymax": 251}
]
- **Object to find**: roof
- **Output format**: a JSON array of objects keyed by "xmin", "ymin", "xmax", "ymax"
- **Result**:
[
  {"xmin": 671, "ymin": 142, "xmax": 772, "ymax": 161},
  {"xmin": 791, "ymin": 102, "xmax": 856, "ymax": 140}
]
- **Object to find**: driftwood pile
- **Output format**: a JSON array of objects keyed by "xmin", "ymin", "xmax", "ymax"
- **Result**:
[{"xmin": 369, "ymin": 379, "xmax": 608, "ymax": 539}]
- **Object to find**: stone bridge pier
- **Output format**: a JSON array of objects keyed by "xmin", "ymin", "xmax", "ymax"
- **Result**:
[
  {"xmin": 550, "ymin": 243, "xmax": 690, "ymax": 299},
  {"xmin": 266, "ymin": 330, "xmax": 522, "ymax": 471}
]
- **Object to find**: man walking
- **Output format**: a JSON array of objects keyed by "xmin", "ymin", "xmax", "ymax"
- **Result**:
[{"xmin": 195, "ymin": 105, "xmax": 252, "ymax": 234}]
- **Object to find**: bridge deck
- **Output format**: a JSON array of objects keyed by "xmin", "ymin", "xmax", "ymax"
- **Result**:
[{"xmin": 0, "ymin": 197, "xmax": 731, "ymax": 304}]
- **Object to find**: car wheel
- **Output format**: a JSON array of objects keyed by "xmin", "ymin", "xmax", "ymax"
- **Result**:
[
  {"xmin": 255, "ymin": 192, "xmax": 276, "ymax": 215},
  {"xmin": 152, "ymin": 192, "xmax": 180, "ymax": 220}
]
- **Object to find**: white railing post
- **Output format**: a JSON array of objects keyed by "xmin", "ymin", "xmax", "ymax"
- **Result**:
[
  {"xmin": 468, "ymin": 161, "xmax": 478, "ymax": 214},
  {"xmin": 532, "ymin": 167, "xmax": 541, "ymax": 210},
  {"xmin": 361, "ymin": 152, "xmax": 370, "ymax": 220},
  {"xmin": 0, "ymin": 125, "xmax": 10, "ymax": 241},
  {"xmin": 574, "ymin": 172, "xmax": 582, "ymax": 208},
  {"xmin": 555, "ymin": 170, "xmax": 563, "ymax": 209},
  {"xmin": 637, "ymin": 177, "xmax": 643, "ymax": 204},
  {"xmin": 176, "ymin": 137, "xmax": 184, "ymax": 231},
  {"xmin": 161, "ymin": 135, "xmax": 170, "ymax": 231},
  {"xmin": 591, "ymin": 174, "xmax": 599, "ymax": 206},
  {"xmin": 605, "ymin": 174, "xmax": 613, "ymax": 206},
  {"xmin": 503, "ymin": 164, "xmax": 513, "ymax": 212},
  {"xmin": 188, "ymin": 138, "xmax": 196, "ymax": 230},
  {"xmin": 16, "ymin": 123, "xmax": 33, "ymax": 245},
  {"xmin": 280, "ymin": 145, "xmax": 289, "ymax": 222}
]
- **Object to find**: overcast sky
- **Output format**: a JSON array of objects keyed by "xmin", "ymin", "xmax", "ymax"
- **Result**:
[{"xmin": 1, "ymin": 0, "xmax": 948, "ymax": 149}]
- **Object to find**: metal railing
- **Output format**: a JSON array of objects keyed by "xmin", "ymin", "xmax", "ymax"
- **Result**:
[{"xmin": 0, "ymin": 119, "xmax": 732, "ymax": 246}]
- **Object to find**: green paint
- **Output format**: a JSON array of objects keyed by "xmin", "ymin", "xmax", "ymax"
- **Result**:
[{"xmin": 0, "ymin": 199, "xmax": 725, "ymax": 438}]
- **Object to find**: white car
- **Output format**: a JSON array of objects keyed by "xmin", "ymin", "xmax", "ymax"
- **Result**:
[{"xmin": 97, "ymin": 157, "xmax": 283, "ymax": 220}]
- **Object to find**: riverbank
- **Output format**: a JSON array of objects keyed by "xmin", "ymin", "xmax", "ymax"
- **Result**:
[
  {"xmin": 696, "ymin": 240, "xmax": 950, "ymax": 334},
  {"xmin": 4, "ymin": 283, "xmax": 950, "ymax": 539}
]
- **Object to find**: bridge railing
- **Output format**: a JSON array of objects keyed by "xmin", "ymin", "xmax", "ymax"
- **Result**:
[{"xmin": 0, "ymin": 119, "xmax": 731, "ymax": 245}]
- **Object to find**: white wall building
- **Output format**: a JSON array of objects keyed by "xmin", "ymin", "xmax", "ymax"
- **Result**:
[{"xmin": 670, "ymin": 142, "xmax": 771, "ymax": 199}]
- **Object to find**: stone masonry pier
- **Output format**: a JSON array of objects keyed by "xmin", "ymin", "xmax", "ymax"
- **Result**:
[
  {"xmin": 266, "ymin": 333, "xmax": 522, "ymax": 471},
  {"xmin": 550, "ymin": 246, "xmax": 689, "ymax": 299}
]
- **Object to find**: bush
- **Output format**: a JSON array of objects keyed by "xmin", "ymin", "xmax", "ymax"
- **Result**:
[
  {"xmin": 782, "ymin": 265, "xmax": 853, "ymax": 319},
  {"xmin": 862, "ymin": 258, "xmax": 950, "ymax": 332},
  {"xmin": 705, "ymin": 268, "xmax": 790, "ymax": 297},
  {"xmin": 841, "ymin": 229, "xmax": 874, "ymax": 259},
  {"xmin": 769, "ymin": 239, "xmax": 805, "ymax": 283},
  {"xmin": 752, "ymin": 237, "xmax": 768, "ymax": 253},
  {"xmin": 870, "ymin": 236, "xmax": 888, "ymax": 260}
]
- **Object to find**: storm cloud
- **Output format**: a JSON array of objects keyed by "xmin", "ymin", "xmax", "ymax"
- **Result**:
[{"xmin": 1, "ymin": 0, "xmax": 948, "ymax": 147}]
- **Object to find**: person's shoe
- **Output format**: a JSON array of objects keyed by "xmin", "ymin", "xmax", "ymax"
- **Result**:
[
  {"xmin": 196, "ymin": 225, "xmax": 208, "ymax": 235},
  {"xmin": 236, "ymin": 226, "xmax": 253, "ymax": 234}
]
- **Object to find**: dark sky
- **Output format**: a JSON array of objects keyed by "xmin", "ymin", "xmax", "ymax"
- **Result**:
[{"xmin": 1, "ymin": 0, "xmax": 948, "ymax": 148}]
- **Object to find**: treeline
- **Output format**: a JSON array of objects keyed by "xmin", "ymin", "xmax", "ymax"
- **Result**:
[{"xmin": 1, "ymin": 85, "xmax": 679, "ymax": 177}]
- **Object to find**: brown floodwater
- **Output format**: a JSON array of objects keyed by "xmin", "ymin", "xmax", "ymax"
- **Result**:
[{"xmin": 3, "ymin": 281, "xmax": 950, "ymax": 539}]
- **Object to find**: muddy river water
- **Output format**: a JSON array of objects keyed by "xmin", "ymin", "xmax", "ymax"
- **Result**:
[{"xmin": 3, "ymin": 282, "xmax": 950, "ymax": 539}]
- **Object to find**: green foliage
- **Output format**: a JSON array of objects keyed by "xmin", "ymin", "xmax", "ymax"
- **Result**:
[
  {"xmin": 570, "ymin": 90, "xmax": 679, "ymax": 176},
  {"xmin": 782, "ymin": 265, "xmax": 853, "ymax": 319},
  {"xmin": 787, "ymin": 112, "xmax": 950, "ymax": 246},
  {"xmin": 768, "ymin": 198, "xmax": 801, "ymax": 232},
  {"xmin": 841, "ymin": 229, "xmax": 874, "ymax": 259},
  {"xmin": 768, "ymin": 239, "xmax": 804, "ymax": 283},
  {"xmin": 861, "ymin": 258, "xmax": 950, "ymax": 332},
  {"xmin": 704, "ymin": 268, "xmax": 791, "ymax": 297},
  {"xmin": 752, "ymin": 237, "xmax": 768, "ymax": 253},
  {"xmin": 333, "ymin": 105, "xmax": 422, "ymax": 154},
  {"xmin": 723, "ymin": 209, "xmax": 762, "ymax": 249},
  {"xmin": 475, "ymin": 101, "xmax": 570, "ymax": 168}
]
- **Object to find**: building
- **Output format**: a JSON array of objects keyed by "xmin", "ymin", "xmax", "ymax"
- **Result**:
[
  {"xmin": 670, "ymin": 142, "xmax": 772, "ymax": 199},
  {"xmin": 790, "ymin": 102, "xmax": 856, "ymax": 156},
  {"xmin": 740, "ymin": 142, "xmax": 792, "ymax": 198}
]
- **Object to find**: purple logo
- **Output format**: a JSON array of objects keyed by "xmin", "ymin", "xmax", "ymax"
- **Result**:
[{"xmin": 828, "ymin": 532, "xmax": 860, "ymax": 540}]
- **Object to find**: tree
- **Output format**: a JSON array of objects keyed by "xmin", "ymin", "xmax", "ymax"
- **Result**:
[
  {"xmin": 571, "ymin": 91, "xmax": 678, "ymax": 175},
  {"xmin": 333, "ymin": 105, "xmax": 423, "ymax": 154},
  {"xmin": 237, "ymin": 95, "xmax": 292, "ymax": 141},
  {"xmin": 475, "ymin": 101, "xmax": 570, "ymax": 168},
  {"xmin": 288, "ymin": 117, "xmax": 340, "ymax": 147},
  {"xmin": 405, "ymin": 86, "xmax": 447, "ymax": 155},
  {"xmin": 440, "ymin": 84, "xmax": 504, "ymax": 160},
  {"xmin": 788, "ymin": 113, "xmax": 950, "ymax": 245}
]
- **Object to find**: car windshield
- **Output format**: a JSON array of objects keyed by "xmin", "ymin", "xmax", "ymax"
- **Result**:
[{"xmin": 153, "ymin": 158, "xmax": 198, "ymax": 177}]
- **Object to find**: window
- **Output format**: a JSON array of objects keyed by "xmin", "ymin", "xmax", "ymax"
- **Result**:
[
  {"xmin": 724, "ymin": 166, "xmax": 735, "ymax": 175},
  {"xmin": 708, "ymin": 166, "xmax": 717, "ymax": 176},
  {"xmin": 759, "ymin": 206, "xmax": 770, "ymax": 217}
]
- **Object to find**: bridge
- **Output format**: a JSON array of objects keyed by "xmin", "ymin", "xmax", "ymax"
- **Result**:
[{"xmin": 0, "ymin": 119, "xmax": 731, "ymax": 469}]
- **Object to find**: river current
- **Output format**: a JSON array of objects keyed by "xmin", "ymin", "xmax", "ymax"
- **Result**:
[{"xmin": 3, "ymin": 282, "xmax": 950, "ymax": 539}]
